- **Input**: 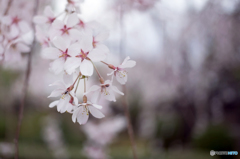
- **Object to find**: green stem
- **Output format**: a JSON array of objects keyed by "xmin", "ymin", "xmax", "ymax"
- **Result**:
[{"xmin": 74, "ymin": 77, "xmax": 81, "ymax": 94}]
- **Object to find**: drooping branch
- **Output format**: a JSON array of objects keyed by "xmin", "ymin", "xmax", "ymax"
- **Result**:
[
  {"xmin": 14, "ymin": 0, "xmax": 39, "ymax": 159},
  {"xmin": 3, "ymin": 0, "xmax": 13, "ymax": 15}
]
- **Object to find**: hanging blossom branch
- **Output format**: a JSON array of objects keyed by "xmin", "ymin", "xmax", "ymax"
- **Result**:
[
  {"xmin": 14, "ymin": 0, "xmax": 40, "ymax": 159},
  {"xmin": 3, "ymin": 0, "xmax": 13, "ymax": 16},
  {"xmin": 34, "ymin": 0, "xmax": 136, "ymax": 126}
]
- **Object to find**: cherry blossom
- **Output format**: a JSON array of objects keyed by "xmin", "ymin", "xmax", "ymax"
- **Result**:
[
  {"xmin": 2, "ymin": 15, "xmax": 30, "ymax": 33},
  {"xmin": 50, "ymin": 13, "xmax": 81, "ymax": 41},
  {"xmin": 33, "ymin": 0, "xmax": 136, "ymax": 126},
  {"xmin": 108, "ymin": 56, "xmax": 136, "ymax": 84},
  {"xmin": 85, "ymin": 80, "xmax": 124, "ymax": 102},
  {"xmin": 74, "ymin": 16, "xmax": 101, "ymax": 35},
  {"xmin": 48, "ymin": 80, "xmax": 76, "ymax": 113},
  {"xmin": 72, "ymin": 101, "xmax": 105, "ymax": 125},
  {"xmin": 92, "ymin": 27, "xmax": 110, "ymax": 49},
  {"xmin": 4, "ymin": 41, "xmax": 30, "ymax": 62},
  {"xmin": 66, "ymin": 0, "xmax": 84, "ymax": 13},
  {"xmin": 33, "ymin": 6, "xmax": 56, "ymax": 26},
  {"xmin": 35, "ymin": 26, "xmax": 51, "ymax": 48},
  {"xmin": 41, "ymin": 37, "xmax": 78, "ymax": 74},
  {"xmin": 64, "ymin": 33, "xmax": 107, "ymax": 76}
]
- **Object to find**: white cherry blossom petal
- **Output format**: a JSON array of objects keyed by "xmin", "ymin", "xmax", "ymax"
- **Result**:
[
  {"xmin": 63, "ymin": 73, "xmax": 73, "ymax": 86},
  {"xmin": 79, "ymin": 32, "xmax": 93, "ymax": 52},
  {"xmin": 17, "ymin": 43, "xmax": 30, "ymax": 53},
  {"xmin": 64, "ymin": 57, "xmax": 81, "ymax": 75},
  {"xmin": 88, "ymin": 48, "xmax": 106, "ymax": 62},
  {"xmin": 72, "ymin": 107, "xmax": 81, "ymax": 123},
  {"xmin": 49, "ymin": 100, "xmax": 59, "ymax": 108},
  {"xmin": 107, "ymin": 71, "xmax": 114, "ymax": 76},
  {"xmin": 41, "ymin": 47, "xmax": 61, "ymax": 59},
  {"xmin": 68, "ymin": 43, "xmax": 81, "ymax": 56},
  {"xmin": 69, "ymin": 29, "xmax": 82, "ymax": 41},
  {"xmin": 120, "ymin": 60, "xmax": 136, "ymax": 68},
  {"xmin": 19, "ymin": 21, "xmax": 31, "ymax": 33},
  {"xmin": 67, "ymin": 13, "xmax": 79, "ymax": 27},
  {"xmin": 80, "ymin": 60, "xmax": 93, "ymax": 76},
  {"xmin": 52, "ymin": 19, "xmax": 64, "ymax": 30},
  {"xmin": 77, "ymin": 106, "xmax": 89, "ymax": 125},
  {"xmin": 57, "ymin": 98, "xmax": 68, "ymax": 112},
  {"xmin": 50, "ymin": 58, "xmax": 65, "ymax": 74},
  {"xmin": 116, "ymin": 71, "xmax": 127, "ymax": 85},
  {"xmin": 95, "ymin": 30, "xmax": 109, "ymax": 42},
  {"xmin": 60, "ymin": 100, "xmax": 71, "ymax": 113},
  {"xmin": 49, "ymin": 80, "xmax": 66, "ymax": 89},
  {"xmin": 33, "ymin": 16, "xmax": 48, "ymax": 24},
  {"xmin": 102, "ymin": 88, "xmax": 116, "ymax": 102},
  {"xmin": 44, "ymin": 6, "xmax": 55, "ymax": 18},
  {"xmin": 91, "ymin": 90, "xmax": 100, "ymax": 104},
  {"xmin": 95, "ymin": 44, "xmax": 109, "ymax": 55},
  {"xmin": 48, "ymin": 89, "xmax": 64, "ymax": 98},
  {"xmin": 111, "ymin": 85, "xmax": 124, "ymax": 95},
  {"xmin": 1, "ymin": 16, "xmax": 11, "ymax": 25},
  {"xmin": 121, "ymin": 56, "xmax": 130, "ymax": 65},
  {"xmin": 52, "ymin": 37, "xmax": 69, "ymax": 51},
  {"xmin": 88, "ymin": 106, "xmax": 105, "ymax": 118},
  {"xmin": 84, "ymin": 85, "xmax": 101, "ymax": 95},
  {"xmin": 66, "ymin": 103, "xmax": 74, "ymax": 113},
  {"xmin": 92, "ymin": 104, "xmax": 102, "ymax": 109}
]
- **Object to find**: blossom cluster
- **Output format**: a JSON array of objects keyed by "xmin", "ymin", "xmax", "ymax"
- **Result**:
[
  {"xmin": 0, "ymin": 0, "xmax": 34, "ymax": 62},
  {"xmin": 34, "ymin": 0, "xmax": 136, "ymax": 125}
]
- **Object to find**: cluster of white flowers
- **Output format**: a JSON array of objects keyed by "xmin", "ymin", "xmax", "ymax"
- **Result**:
[
  {"xmin": 0, "ymin": 1, "xmax": 34, "ymax": 62},
  {"xmin": 34, "ymin": 0, "xmax": 136, "ymax": 125}
]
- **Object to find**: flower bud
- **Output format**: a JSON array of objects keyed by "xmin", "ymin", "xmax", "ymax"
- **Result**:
[
  {"xmin": 83, "ymin": 95, "xmax": 87, "ymax": 103},
  {"xmin": 99, "ymin": 77, "xmax": 104, "ymax": 84},
  {"xmin": 108, "ymin": 64, "xmax": 116, "ymax": 70}
]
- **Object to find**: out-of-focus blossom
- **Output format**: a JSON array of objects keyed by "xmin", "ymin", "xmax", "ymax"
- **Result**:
[
  {"xmin": 42, "ymin": 116, "xmax": 69, "ymax": 159},
  {"xmin": 0, "ymin": 14, "xmax": 32, "ymax": 62},
  {"xmin": 66, "ymin": 0, "xmax": 84, "ymax": 13},
  {"xmin": 83, "ymin": 116, "xmax": 126, "ymax": 145},
  {"xmin": 33, "ymin": 6, "xmax": 56, "ymax": 25},
  {"xmin": 83, "ymin": 145, "xmax": 108, "ymax": 159},
  {"xmin": 35, "ymin": 26, "xmax": 51, "ymax": 48}
]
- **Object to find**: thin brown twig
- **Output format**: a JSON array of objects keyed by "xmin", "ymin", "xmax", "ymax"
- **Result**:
[
  {"xmin": 14, "ymin": 0, "xmax": 39, "ymax": 159},
  {"xmin": 74, "ymin": 77, "xmax": 81, "ymax": 94},
  {"xmin": 90, "ymin": 59, "xmax": 102, "ymax": 79},
  {"xmin": 101, "ymin": 61, "xmax": 109, "ymax": 65},
  {"xmin": 84, "ymin": 78, "xmax": 86, "ymax": 93},
  {"xmin": 4, "ymin": 0, "xmax": 13, "ymax": 15}
]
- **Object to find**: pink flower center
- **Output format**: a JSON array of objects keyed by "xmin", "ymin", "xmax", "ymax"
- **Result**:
[
  {"xmin": 76, "ymin": 49, "xmax": 89, "ymax": 61},
  {"xmin": 48, "ymin": 17, "xmax": 56, "ymax": 24},
  {"xmin": 78, "ymin": 20, "xmax": 85, "ymax": 28},
  {"xmin": 59, "ymin": 49, "xmax": 71, "ymax": 61},
  {"xmin": 61, "ymin": 25, "xmax": 71, "ymax": 35},
  {"xmin": 12, "ymin": 16, "xmax": 20, "ymax": 25},
  {"xmin": 92, "ymin": 37, "xmax": 97, "ymax": 48},
  {"xmin": 67, "ymin": 0, "xmax": 75, "ymax": 4}
]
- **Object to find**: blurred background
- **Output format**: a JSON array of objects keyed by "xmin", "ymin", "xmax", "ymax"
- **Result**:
[{"xmin": 1, "ymin": 0, "xmax": 240, "ymax": 158}]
